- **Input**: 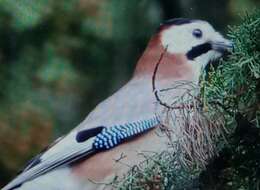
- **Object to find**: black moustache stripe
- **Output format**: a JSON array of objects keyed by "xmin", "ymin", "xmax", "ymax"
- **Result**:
[{"xmin": 186, "ymin": 42, "xmax": 212, "ymax": 60}]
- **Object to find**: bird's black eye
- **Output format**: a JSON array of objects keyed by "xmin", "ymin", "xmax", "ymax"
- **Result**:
[{"xmin": 192, "ymin": 29, "xmax": 203, "ymax": 38}]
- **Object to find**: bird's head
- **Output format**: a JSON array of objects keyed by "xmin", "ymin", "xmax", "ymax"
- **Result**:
[
  {"xmin": 160, "ymin": 18, "xmax": 233, "ymax": 67},
  {"xmin": 134, "ymin": 18, "xmax": 233, "ymax": 82}
]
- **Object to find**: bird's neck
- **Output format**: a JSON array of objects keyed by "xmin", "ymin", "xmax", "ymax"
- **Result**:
[{"xmin": 133, "ymin": 34, "xmax": 201, "ymax": 85}]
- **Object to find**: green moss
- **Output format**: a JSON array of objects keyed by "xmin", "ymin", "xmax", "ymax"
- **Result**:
[
  {"xmin": 200, "ymin": 10, "xmax": 260, "ymax": 190},
  {"xmin": 118, "ymin": 10, "xmax": 260, "ymax": 190}
]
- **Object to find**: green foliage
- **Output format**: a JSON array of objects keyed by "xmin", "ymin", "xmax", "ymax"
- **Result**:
[
  {"xmin": 200, "ymin": 10, "xmax": 260, "ymax": 190},
  {"xmin": 116, "ymin": 152, "xmax": 200, "ymax": 190},
  {"xmin": 203, "ymin": 10, "xmax": 260, "ymax": 126},
  {"xmin": 0, "ymin": 0, "xmax": 52, "ymax": 30},
  {"xmin": 118, "ymin": 10, "xmax": 260, "ymax": 190}
]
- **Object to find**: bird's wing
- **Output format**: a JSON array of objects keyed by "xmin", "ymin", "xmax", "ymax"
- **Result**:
[{"xmin": 3, "ymin": 116, "xmax": 159, "ymax": 190}]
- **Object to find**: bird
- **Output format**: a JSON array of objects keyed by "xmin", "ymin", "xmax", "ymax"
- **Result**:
[{"xmin": 2, "ymin": 18, "xmax": 233, "ymax": 190}]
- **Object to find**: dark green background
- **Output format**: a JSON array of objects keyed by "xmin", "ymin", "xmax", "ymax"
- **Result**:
[{"xmin": 0, "ymin": 0, "xmax": 258, "ymax": 186}]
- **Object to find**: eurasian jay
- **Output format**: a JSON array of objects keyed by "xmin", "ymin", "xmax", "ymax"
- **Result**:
[{"xmin": 2, "ymin": 18, "xmax": 233, "ymax": 190}]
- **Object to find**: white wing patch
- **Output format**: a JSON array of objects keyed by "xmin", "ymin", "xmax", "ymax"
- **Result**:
[
  {"xmin": 3, "ymin": 133, "xmax": 95, "ymax": 190},
  {"xmin": 3, "ymin": 116, "xmax": 160, "ymax": 190}
]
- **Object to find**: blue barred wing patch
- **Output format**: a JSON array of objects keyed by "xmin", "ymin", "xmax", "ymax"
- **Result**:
[{"xmin": 93, "ymin": 117, "xmax": 159, "ymax": 150}]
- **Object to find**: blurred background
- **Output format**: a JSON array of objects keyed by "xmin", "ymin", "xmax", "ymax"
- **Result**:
[{"xmin": 0, "ymin": 0, "xmax": 259, "ymax": 186}]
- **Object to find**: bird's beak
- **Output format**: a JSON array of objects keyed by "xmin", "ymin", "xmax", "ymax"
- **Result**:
[{"xmin": 210, "ymin": 39, "xmax": 234, "ymax": 53}]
